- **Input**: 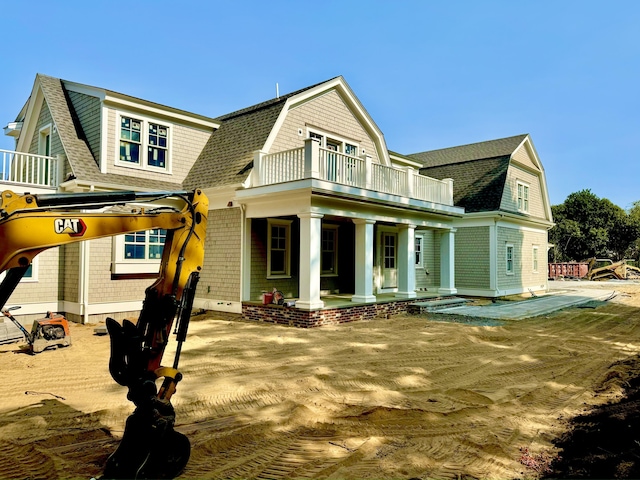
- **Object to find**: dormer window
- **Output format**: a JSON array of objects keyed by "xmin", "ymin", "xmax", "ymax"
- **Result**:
[{"xmin": 117, "ymin": 113, "xmax": 171, "ymax": 173}]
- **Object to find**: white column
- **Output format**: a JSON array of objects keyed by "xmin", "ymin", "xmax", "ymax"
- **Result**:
[
  {"xmin": 396, "ymin": 224, "xmax": 417, "ymax": 299},
  {"xmin": 296, "ymin": 213, "xmax": 324, "ymax": 309},
  {"xmin": 352, "ymin": 219, "xmax": 376, "ymax": 303},
  {"xmin": 439, "ymin": 228, "xmax": 457, "ymax": 295}
]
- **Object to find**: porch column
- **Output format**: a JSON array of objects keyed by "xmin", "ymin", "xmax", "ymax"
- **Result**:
[
  {"xmin": 396, "ymin": 223, "xmax": 417, "ymax": 299},
  {"xmin": 439, "ymin": 228, "xmax": 457, "ymax": 295},
  {"xmin": 296, "ymin": 213, "xmax": 325, "ymax": 310},
  {"xmin": 352, "ymin": 219, "xmax": 376, "ymax": 303}
]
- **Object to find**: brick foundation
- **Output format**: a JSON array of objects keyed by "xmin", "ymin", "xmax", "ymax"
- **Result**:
[{"xmin": 242, "ymin": 298, "xmax": 425, "ymax": 328}]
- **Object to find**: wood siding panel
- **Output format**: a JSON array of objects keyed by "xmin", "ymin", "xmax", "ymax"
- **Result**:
[
  {"xmin": 198, "ymin": 208, "xmax": 243, "ymax": 302},
  {"xmin": 497, "ymin": 225, "xmax": 548, "ymax": 292},
  {"xmin": 6, "ymin": 248, "xmax": 61, "ymax": 305},
  {"xmin": 512, "ymin": 143, "xmax": 540, "ymax": 172},
  {"xmin": 501, "ymin": 165, "xmax": 545, "ymax": 219},
  {"xmin": 455, "ymin": 226, "xmax": 491, "ymax": 289},
  {"xmin": 270, "ymin": 90, "xmax": 380, "ymax": 163}
]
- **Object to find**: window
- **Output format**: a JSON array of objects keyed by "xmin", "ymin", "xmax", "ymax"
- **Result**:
[
  {"xmin": 321, "ymin": 225, "xmax": 339, "ymax": 275},
  {"xmin": 112, "ymin": 229, "xmax": 167, "ymax": 275},
  {"xmin": 517, "ymin": 181, "xmax": 529, "ymax": 213},
  {"xmin": 267, "ymin": 219, "xmax": 291, "ymax": 278},
  {"xmin": 532, "ymin": 246, "xmax": 539, "ymax": 273},
  {"xmin": 0, "ymin": 258, "xmax": 38, "ymax": 283},
  {"xmin": 415, "ymin": 235, "xmax": 424, "ymax": 267},
  {"xmin": 117, "ymin": 113, "xmax": 171, "ymax": 172},
  {"xmin": 506, "ymin": 244, "xmax": 514, "ymax": 275},
  {"xmin": 124, "ymin": 229, "xmax": 166, "ymax": 260}
]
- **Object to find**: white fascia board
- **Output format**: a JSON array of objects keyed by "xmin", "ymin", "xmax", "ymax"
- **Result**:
[
  {"xmin": 389, "ymin": 152, "xmax": 423, "ymax": 169},
  {"xmin": 103, "ymin": 93, "xmax": 219, "ymax": 131},
  {"xmin": 263, "ymin": 77, "xmax": 391, "ymax": 166},
  {"xmin": 63, "ymin": 80, "xmax": 220, "ymax": 131},
  {"xmin": 16, "ymin": 78, "xmax": 45, "ymax": 152},
  {"xmin": 457, "ymin": 210, "xmax": 554, "ymax": 229}
]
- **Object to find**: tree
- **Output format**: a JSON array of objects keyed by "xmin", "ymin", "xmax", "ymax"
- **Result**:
[{"xmin": 549, "ymin": 190, "xmax": 639, "ymax": 262}]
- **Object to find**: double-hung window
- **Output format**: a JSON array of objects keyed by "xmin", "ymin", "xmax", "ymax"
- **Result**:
[
  {"xmin": 268, "ymin": 219, "xmax": 291, "ymax": 278},
  {"xmin": 118, "ymin": 114, "xmax": 171, "ymax": 172},
  {"xmin": 532, "ymin": 246, "xmax": 539, "ymax": 273},
  {"xmin": 517, "ymin": 181, "xmax": 529, "ymax": 213},
  {"xmin": 321, "ymin": 225, "xmax": 339, "ymax": 275},
  {"xmin": 506, "ymin": 244, "xmax": 514, "ymax": 275}
]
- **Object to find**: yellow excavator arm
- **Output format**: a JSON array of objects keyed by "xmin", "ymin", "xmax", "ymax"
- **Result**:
[{"xmin": 0, "ymin": 188, "xmax": 208, "ymax": 479}]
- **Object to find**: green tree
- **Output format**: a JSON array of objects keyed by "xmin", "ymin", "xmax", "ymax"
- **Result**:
[{"xmin": 549, "ymin": 190, "xmax": 639, "ymax": 262}]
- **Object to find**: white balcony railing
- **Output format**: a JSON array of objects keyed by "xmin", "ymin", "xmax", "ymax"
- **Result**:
[
  {"xmin": 0, "ymin": 149, "xmax": 59, "ymax": 188},
  {"xmin": 253, "ymin": 139, "xmax": 453, "ymax": 206}
]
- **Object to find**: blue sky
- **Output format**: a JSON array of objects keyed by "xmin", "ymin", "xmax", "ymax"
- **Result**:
[{"xmin": 1, "ymin": 1, "xmax": 638, "ymax": 209}]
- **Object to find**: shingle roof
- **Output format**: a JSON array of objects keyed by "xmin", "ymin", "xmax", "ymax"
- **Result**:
[
  {"xmin": 419, "ymin": 156, "xmax": 511, "ymax": 212},
  {"xmin": 410, "ymin": 134, "xmax": 529, "ymax": 213},
  {"xmin": 38, "ymin": 74, "xmax": 188, "ymax": 191},
  {"xmin": 184, "ymin": 78, "xmax": 340, "ymax": 190},
  {"xmin": 408, "ymin": 134, "xmax": 527, "ymax": 168}
]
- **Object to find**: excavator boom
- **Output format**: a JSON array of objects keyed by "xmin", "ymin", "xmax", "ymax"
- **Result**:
[{"xmin": 0, "ymin": 188, "xmax": 208, "ymax": 479}]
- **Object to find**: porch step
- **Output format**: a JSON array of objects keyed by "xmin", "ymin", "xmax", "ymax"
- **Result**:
[{"xmin": 407, "ymin": 297, "xmax": 471, "ymax": 314}]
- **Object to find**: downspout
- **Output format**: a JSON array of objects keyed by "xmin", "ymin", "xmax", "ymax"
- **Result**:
[{"xmin": 239, "ymin": 203, "xmax": 246, "ymax": 304}]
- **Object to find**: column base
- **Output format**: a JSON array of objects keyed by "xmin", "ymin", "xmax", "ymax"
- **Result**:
[
  {"xmin": 395, "ymin": 291, "xmax": 417, "ymax": 299},
  {"xmin": 351, "ymin": 294, "xmax": 377, "ymax": 304},
  {"xmin": 295, "ymin": 300, "xmax": 325, "ymax": 310},
  {"xmin": 438, "ymin": 287, "xmax": 458, "ymax": 296}
]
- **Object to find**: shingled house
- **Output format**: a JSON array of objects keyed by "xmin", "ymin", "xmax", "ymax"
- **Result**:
[{"xmin": 1, "ymin": 74, "xmax": 553, "ymax": 326}]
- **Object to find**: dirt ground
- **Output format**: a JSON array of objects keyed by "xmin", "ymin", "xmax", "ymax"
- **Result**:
[{"xmin": 2, "ymin": 284, "xmax": 640, "ymax": 479}]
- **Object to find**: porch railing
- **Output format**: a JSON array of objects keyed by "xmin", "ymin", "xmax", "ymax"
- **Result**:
[
  {"xmin": 254, "ymin": 139, "xmax": 453, "ymax": 205},
  {"xmin": 0, "ymin": 149, "xmax": 59, "ymax": 188}
]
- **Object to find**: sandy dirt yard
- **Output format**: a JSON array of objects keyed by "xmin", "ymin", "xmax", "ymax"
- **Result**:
[{"xmin": 2, "ymin": 284, "xmax": 640, "ymax": 479}]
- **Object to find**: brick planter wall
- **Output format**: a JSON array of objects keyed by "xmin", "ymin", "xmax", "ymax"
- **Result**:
[{"xmin": 242, "ymin": 299, "xmax": 420, "ymax": 328}]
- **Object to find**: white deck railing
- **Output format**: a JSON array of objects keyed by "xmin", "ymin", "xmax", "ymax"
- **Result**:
[
  {"xmin": 254, "ymin": 139, "xmax": 453, "ymax": 205},
  {"xmin": 0, "ymin": 149, "xmax": 59, "ymax": 187}
]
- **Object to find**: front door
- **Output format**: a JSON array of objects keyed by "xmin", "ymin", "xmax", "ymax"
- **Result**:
[{"xmin": 382, "ymin": 232, "xmax": 397, "ymax": 289}]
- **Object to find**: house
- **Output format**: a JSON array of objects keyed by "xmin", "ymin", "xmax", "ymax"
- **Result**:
[
  {"xmin": 408, "ymin": 135, "xmax": 554, "ymax": 297},
  {"xmin": 1, "ymin": 74, "xmax": 553, "ymax": 327}
]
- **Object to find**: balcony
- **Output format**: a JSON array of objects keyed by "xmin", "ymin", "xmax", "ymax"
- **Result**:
[
  {"xmin": 252, "ymin": 138, "xmax": 453, "ymax": 206},
  {"xmin": 0, "ymin": 150, "xmax": 59, "ymax": 189}
]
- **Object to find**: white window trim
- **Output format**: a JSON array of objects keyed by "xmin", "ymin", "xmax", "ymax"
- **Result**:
[
  {"xmin": 115, "ymin": 110, "xmax": 173, "ymax": 174},
  {"xmin": 517, "ymin": 180, "xmax": 530, "ymax": 213},
  {"xmin": 321, "ymin": 224, "xmax": 339, "ymax": 277},
  {"xmin": 267, "ymin": 219, "xmax": 292, "ymax": 279},
  {"xmin": 38, "ymin": 124, "xmax": 52, "ymax": 156},
  {"xmin": 414, "ymin": 234, "xmax": 424, "ymax": 268},
  {"xmin": 532, "ymin": 245, "xmax": 539, "ymax": 273},
  {"xmin": 506, "ymin": 244, "xmax": 515, "ymax": 275},
  {"xmin": 112, "ymin": 232, "xmax": 164, "ymax": 275},
  {"xmin": 306, "ymin": 127, "xmax": 361, "ymax": 156}
]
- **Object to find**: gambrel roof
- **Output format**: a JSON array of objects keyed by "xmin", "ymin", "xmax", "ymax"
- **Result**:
[
  {"xmin": 183, "ymin": 77, "xmax": 345, "ymax": 190},
  {"xmin": 409, "ymin": 134, "xmax": 530, "ymax": 213}
]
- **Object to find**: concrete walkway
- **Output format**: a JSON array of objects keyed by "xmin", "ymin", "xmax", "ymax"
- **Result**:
[{"xmin": 433, "ymin": 283, "xmax": 618, "ymax": 320}]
